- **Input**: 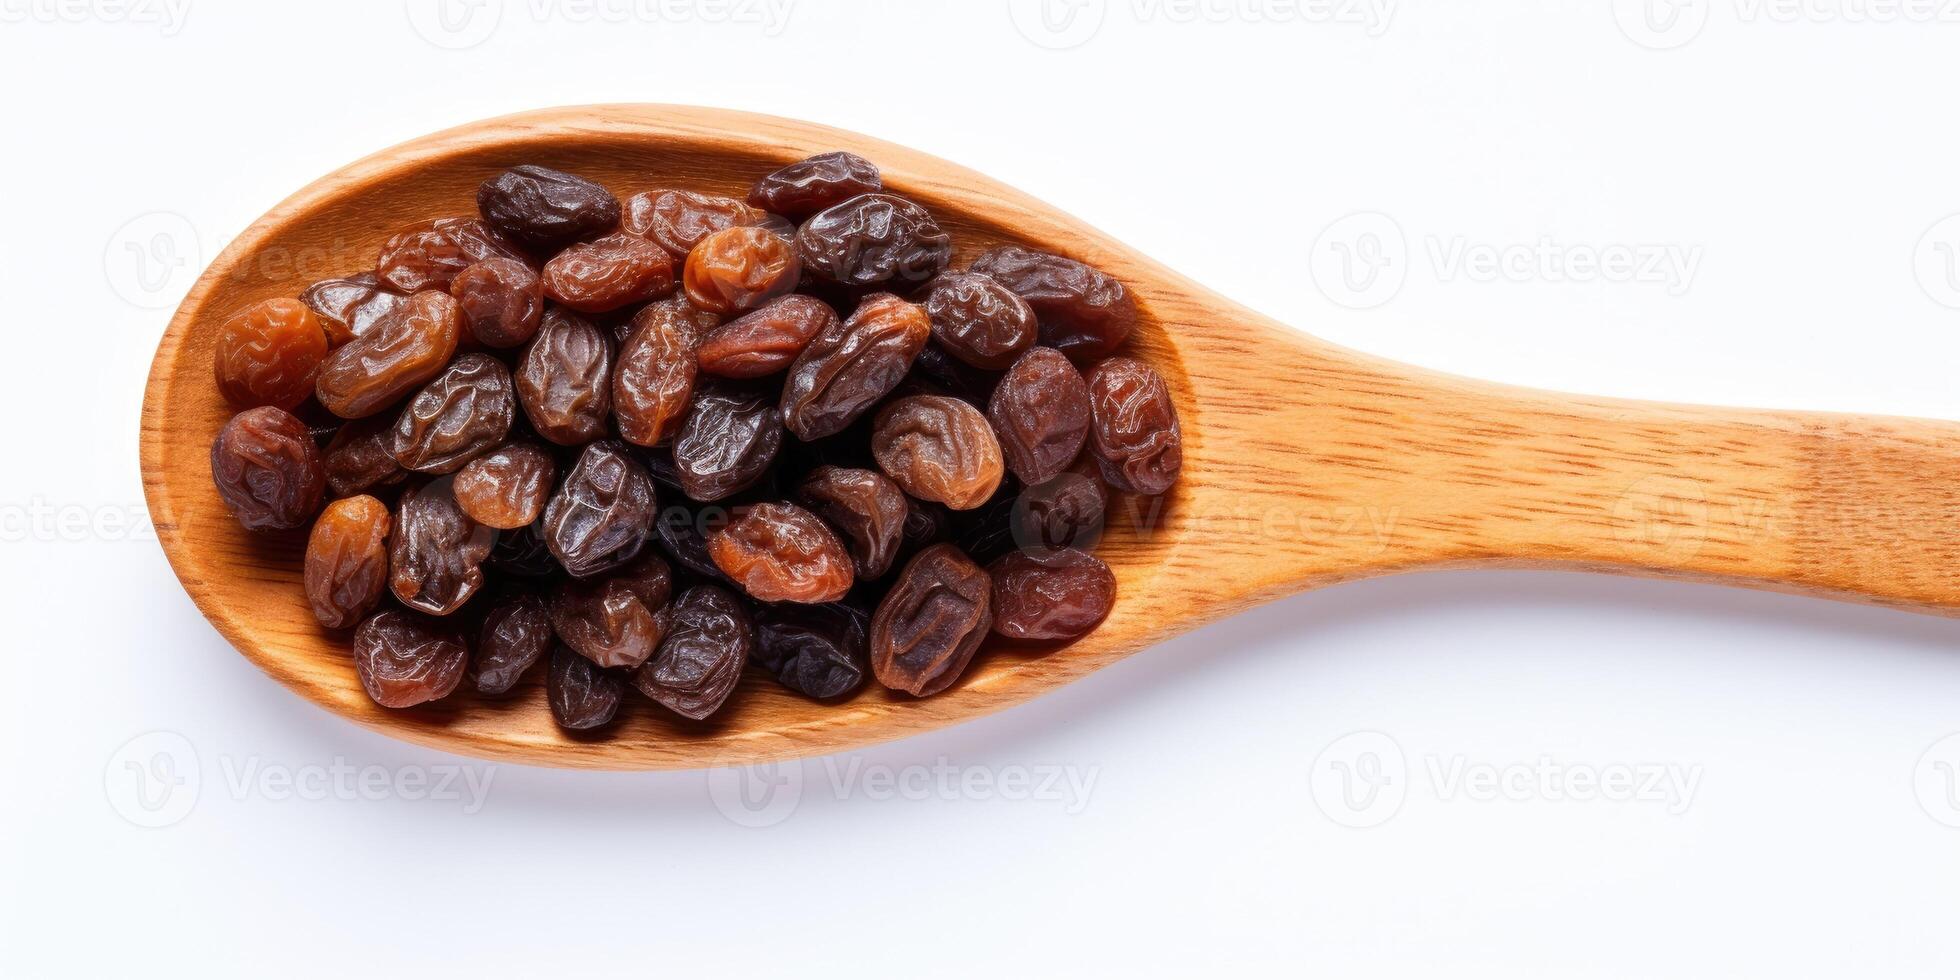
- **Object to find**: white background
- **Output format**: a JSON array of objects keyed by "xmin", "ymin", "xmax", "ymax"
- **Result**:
[{"xmin": 6, "ymin": 1, "xmax": 1960, "ymax": 976}]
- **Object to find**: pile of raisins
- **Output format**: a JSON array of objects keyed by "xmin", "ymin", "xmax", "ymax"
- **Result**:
[{"xmin": 208, "ymin": 151, "xmax": 1182, "ymax": 730}]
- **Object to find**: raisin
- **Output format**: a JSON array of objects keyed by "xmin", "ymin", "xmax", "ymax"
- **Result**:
[
  {"xmin": 1014, "ymin": 464, "xmax": 1107, "ymax": 558},
  {"xmin": 707, "ymin": 501, "xmax": 855, "ymax": 604},
  {"xmin": 781, "ymin": 293, "xmax": 930, "ymax": 440},
  {"xmin": 987, "ymin": 346, "xmax": 1091, "ymax": 485},
  {"xmin": 671, "ymin": 383, "xmax": 783, "ymax": 502},
  {"xmin": 452, "ymin": 441, "xmax": 555, "ymax": 529},
  {"xmin": 487, "ymin": 521, "xmax": 559, "ymax": 578},
  {"xmin": 747, "ymin": 152, "xmax": 881, "ymax": 221},
  {"xmin": 901, "ymin": 498, "xmax": 953, "ymax": 553},
  {"xmin": 632, "ymin": 585, "xmax": 751, "ymax": 720},
  {"xmin": 542, "ymin": 232, "xmax": 677, "ymax": 313},
  {"xmin": 548, "ymin": 552, "xmax": 673, "ymax": 669},
  {"xmin": 921, "ymin": 272, "xmax": 1037, "ymax": 370},
  {"xmin": 548, "ymin": 645, "xmax": 624, "ymax": 730},
  {"xmin": 871, "ymin": 395, "xmax": 1004, "ymax": 511},
  {"xmin": 624, "ymin": 188, "xmax": 781, "ymax": 258},
  {"xmin": 794, "ymin": 193, "xmax": 951, "ymax": 289},
  {"xmin": 354, "ymin": 610, "xmax": 469, "ymax": 708},
  {"xmin": 321, "ymin": 415, "xmax": 405, "ymax": 497},
  {"xmin": 1084, "ymin": 356, "xmax": 1183, "ymax": 495},
  {"xmin": 543, "ymin": 440, "xmax": 657, "ymax": 578},
  {"xmin": 389, "ymin": 480, "xmax": 494, "ymax": 616},
  {"xmin": 314, "ymin": 290, "xmax": 464, "ymax": 418},
  {"xmin": 303, "ymin": 494, "xmax": 392, "ymax": 629},
  {"xmin": 796, "ymin": 465, "xmax": 907, "ymax": 579},
  {"xmin": 869, "ymin": 544, "xmax": 991, "ymax": 697},
  {"xmin": 472, "ymin": 593, "xmax": 552, "ymax": 695},
  {"xmin": 968, "ymin": 245, "xmax": 1137, "ymax": 363},
  {"xmin": 753, "ymin": 602, "xmax": 868, "ymax": 700},
  {"xmin": 988, "ymin": 548, "xmax": 1115, "ymax": 641},
  {"xmin": 477, "ymin": 165, "xmax": 620, "ymax": 252},
  {"xmin": 301, "ymin": 272, "xmax": 407, "ymax": 346},
  {"xmin": 376, "ymin": 217, "xmax": 525, "ymax": 293},
  {"xmin": 214, "ymin": 298, "xmax": 329, "ymax": 410},
  {"xmin": 210, "ymin": 406, "xmax": 325, "ymax": 532},
  {"xmin": 695, "ymin": 294, "xmax": 835, "ymax": 379},
  {"xmin": 450, "ymin": 256, "xmax": 544, "ymax": 348},
  {"xmin": 516, "ymin": 308, "xmax": 612, "ymax": 445},
  {"xmin": 612, "ymin": 300, "xmax": 700, "ymax": 446},
  {"xmin": 683, "ymin": 225, "xmax": 801, "ymax": 316},
  {"xmin": 384, "ymin": 353, "xmax": 516, "ymax": 474}
]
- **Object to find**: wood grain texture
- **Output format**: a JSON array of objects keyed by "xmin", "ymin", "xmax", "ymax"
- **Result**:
[{"xmin": 141, "ymin": 105, "xmax": 1960, "ymax": 770}]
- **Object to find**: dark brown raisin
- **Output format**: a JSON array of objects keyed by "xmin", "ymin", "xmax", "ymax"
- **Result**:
[
  {"xmin": 968, "ymin": 245, "xmax": 1137, "ymax": 363},
  {"xmin": 322, "ymin": 415, "xmax": 405, "ymax": 497},
  {"xmin": 516, "ymin": 308, "xmax": 612, "ymax": 445},
  {"xmin": 869, "ymin": 544, "xmax": 991, "ymax": 697},
  {"xmin": 747, "ymin": 152, "xmax": 881, "ymax": 221},
  {"xmin": 303, "ymin": 494, "xmax": 391, "ymax": 629},
  {"xmin": 987, "ymin": 346, "xmax": 1091, "ymax": 485},
  {"xmin": 988, "ymin": 548, "xmax": 1115, "ymax": 641},
  {"xmin": 450, "ymin": 256, "xmax": 544, "ymax": 348},
  {"xmin": 612, "ymin": 300, "xmax": 700, "ymax": 446},
  {"xmin": 921, "ymin": 272, "xmax": 1037, "ymax": 370},
  {"xmin": 695, "ymin": 293, "xmax": 836, "ymax": 379},
  {"xmin": 548, "ymin": 645, "xmax": 624, "ymax": 730},
  {"xmin": 542, "ymin": 440, "xmax": 658, "ymax": 578},
  {"xmin": 548, "ymin": 552, "xmax": 674, "ymax": 669},
  {"xmin": 478, "ymin": 165, "xmax": 621, "ymax": 252},
  {"xmin": 1084, "ymin": 356, "xmax": 1183, "ymax": 495},
  {"xmin": 302, "ymin": 272, "xmax": 407, "ymax": 346},
  {"xmin": 1014, "ymin": 463, "xmax": 1107, "ymax": 558},
  {"xmin": 753, "ymin": 602, "xmax": 868, "ymax": 700},
  {"xmin": 472, "ymin": 593, "xmax": 552, "ymax": 695},
  {"xmin": 354, "ymin": 610, "xmax": 469, "ymax": 708},
  {"xmin": 384, "ymin": 353, "xmax": 516, "ymax": 474},
  {"xmin": 631, "ymin": 585, "xmax": 752, "ymax": 720},
  {"xmin": 671, "ymin": 383, "xmax": 783, "ymax": 502},
  {"xmin": 389, "ymin": 480, "xmax": 494, "ymax": 616},
  {"xmin": 780, "ymin": 293, "xmax": 930, "ymax": 440},
  {"xmin": 707, "ymin": 501, "xmax": 855, "ymax": 604},
  {"xmin": 542, "ymin": 232, "xmax": 677, "ymax": 313},
  {"xmin": 794, "ymin": 193, "xmax": 951, "ymax": 289},
  {"xmin": 376, "ymin": 217, "xmax": 525, "ymax": 293},
  {"xmin": 452, "ymin": 441, "xmax": 555, "ymax": 529},
  {"xmin": 871, "ymin": 395, "xmax": 1005, "ymax": 510},
  {"xmin": 796, "ymin": 465, "xmax": 908, "ymax": 579},
  {"xmin": 314, "ymin": 290, "xmax": 464, "ymax": 418},
  {"xmin": 210, "ymin": 406, "xmax": 325, "ymax": 531},
  {"xmin": 214, "ymin": 298, "xmax": 329, "ymax": 410}
]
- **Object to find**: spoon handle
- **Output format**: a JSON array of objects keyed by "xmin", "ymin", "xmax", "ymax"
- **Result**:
[{"xmin": 1178, "ymin": 324, "xmax": 1960, "ymax": 616}]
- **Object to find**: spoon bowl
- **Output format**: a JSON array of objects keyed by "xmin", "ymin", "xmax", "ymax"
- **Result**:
[{"xmin": 142, "ymin": 105, "xmax": 1960, "ymax": 769}]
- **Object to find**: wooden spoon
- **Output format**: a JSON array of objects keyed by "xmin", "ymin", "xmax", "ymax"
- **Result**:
[{"xmin": 141, "ymin": 105, "xmax": 1960, "ymax": 770}]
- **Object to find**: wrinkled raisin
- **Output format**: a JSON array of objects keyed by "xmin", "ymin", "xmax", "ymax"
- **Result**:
[
  {"xmin": 968, "ymin": 245, "xmax": 1137, "ymax": 363},
  {"xmin": 472, "ymin": 593, "xmax": 552, "ymax": 695},
  {"xmin": 302, "ymin": 272, "xmax": 407, "ymax": 346},
  {"xmin": 516, "ymin": 308, "xmax": 612, "ymax": 444},
  {"xmin": 385, "ymin": 353, "xmax": 515, "ymax": 474},
  {"xmin": 211, "ymin": 406, "xmax": 325, "ymax": 531},
  {"xmin": 1014, "ymin": 464, "xmax": 1107, "ymax": 558},
  {"xmin": 612, "ymin": 300, "xmax": 700, "ymax": 446},
  {"xmin": 708, "ymin": 502, "xmax": 854, "ymax": 604},
  {"xmin": 683, "ymin": 225, "xmax": 800, "ymax": 315},
  {"xmin": 322, "ymin": 414, "xmax": 406, "ymax": 497},
  {"xmin": 753, "ymin": 602, "xmax": 868, "ymax": 700},
  {"xmin": 872, "ymin": 395, "xmax": 1004, "ymax": 511},
  {"xmin": 450, "ymin": 257, "xmax": 543, "ymax": 348},
  {"xmin": 794, "ymin": 193, "xmax": 950, "ymax": 289},
  {"xmin": 543, "ymin": 232, "xmax": 677, "ymax": 313},
  {"xmin": 389, "ymin": 480, "xmax": 494, "ymax": 616},
  {"xmin": 478, "ymin": 165, "xmax": 620, "ymax": 252},
  {"xmin": 624, "ymin": 188, "xmax": 782, "ymax": 257},
  {"xmin": 542, "ymin": 440, "xmax": 657, "ymax": 578},
  {"xmin": 987, "ymin": 347, "xmax": 1090, "ymax": 485},
  {"xmin": 748, "ymin": 152, "xmax": 881, "ymax": 221},
  {"xmin": 796, "ymin": 465, "xmax": 907, "ymax": 579},
  {"xmin": 1084, "ymin": 356, "xmax": 1183, "ymax": 495},
  {"xmin": 303, "ymin": 494, "xmax": 391, "ymax": 629},
  {"xmin": 695, "ymin": 294, "xmax": 835, "ymax": 379},
  {"xmin": 376, "ymin": 217, "xmax": 525, "ymax": 293},
  {"xmin": 354, "ymin": 610, "xmax": 469, "ymax": 708},
  {"xmin": 780, "ymin": 293, "xmax": 929, "ymax": 440},
  {"xmin": 549, "ymin": 552, "xmax": 673, "ymax": 668},
  {"xmin": 672, "ymin": 383, "xmax": 783, "ymax": 501},
  {"xmin": 315, "ymin": 290, "xmax": 464, "ymax": 418},
  {"xmin": 452, "ymin": 441, "xmax": 554, "ymax": 529},
  {"xmin": 988, "ymin": 548, "xmax": 1115, "ymax": 641},
  {"xmin": 548, "ymin": 645, "xmax": 624, "ymax": 730},
  {"xmin": 921, "ymin": 272, "xmax": 1036, "ymax": 370},
  {"xmin": 632, "ymin": 585, "xmax": 751, "ymax": 720},
  {"xmin": 214, "ymin": 298, "xmax": 329, "ymax": 410},
  {"xmin": 869, "ymin": 544, "xmax": 991, "ymax": 697}
]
